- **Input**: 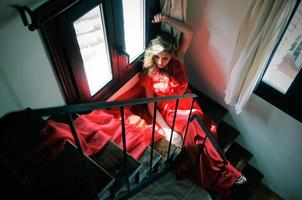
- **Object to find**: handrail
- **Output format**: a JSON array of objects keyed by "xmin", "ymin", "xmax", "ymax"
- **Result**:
[
  {"xmin": 2, "ymin": 93, "xmax": 197, "ymax": 199},
  {"xmin": 12, "ymin": 93, "xmax": 197, "ymax": 117}
]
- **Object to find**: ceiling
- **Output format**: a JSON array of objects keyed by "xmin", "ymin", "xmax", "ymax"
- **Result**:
[{"xmin": 0, "ymin": 0, "xmax": 43, "ymax": 27}]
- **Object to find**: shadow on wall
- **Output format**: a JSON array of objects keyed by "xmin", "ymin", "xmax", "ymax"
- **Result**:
[
  {"xmin": 186, "ymin": 0, "xmax": 227, "ymax": 104},
  {"xmin": 0, "ymin": 67, "xmax": 22, "ymax": 109},
  {"xmin": 0, "ymin": 0, "xmax": 39, "ymax": 27},
  {"xmin": 243, "ymin": 95, "xmax": 273, "ymax": 124}
]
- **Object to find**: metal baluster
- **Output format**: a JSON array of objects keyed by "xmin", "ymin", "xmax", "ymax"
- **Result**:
[
  {"xmin": 120, "ymin": 106, "xmax": 130, "ymax": 192},
  {"xmin": 67, "ymin": 114, "xmax": 98, "ymax": 199},
  {"xmin": 149, "ymin": 102, "xmax": 157, "ymax": 178},
  {"xmin": 166, "ymin": 99, "xmax": 179, "ymax": 167},
  {"xmin": 194, "ymin": 115, "xmax": 228, "ymax": 165},
  {"xmin": 182, "ymin": 98, "xmax": 195, "ymax": 149}
]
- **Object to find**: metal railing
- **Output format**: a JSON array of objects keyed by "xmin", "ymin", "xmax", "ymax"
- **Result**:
[{"xmin": 1, "ymin": 93, "xmax": 227, "ymax": 199}]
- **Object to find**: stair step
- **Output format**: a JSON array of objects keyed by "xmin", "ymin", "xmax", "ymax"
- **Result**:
[
  {"xmin": 29, "ymin": 140, "xmax": 115, "ymax": 200},
  {"xmin": 217, "ymin": 121, "xmax": 240, "ymax": 152},
  {"xmin": 189, "ymin": 86, "xmax": 228, "ymax": 124},
  {"xmin": 230, "ymin": 164, "xmax": 264, "ymax": 200},
  {"xmin": 225, "ymin": 142, "xmax": 252, "ymax": 171},
  {"xmin": 153, "ymin": 138, "xmax": 179, "ymax": 162},
  {"xmin": 242, "ymin": 164, "xmax": 264, "ymax": 188},
  {"xmin": 115, "ymin": 139, "xmax": 182, "ymax": 197},
  {"xmin": 113, "ymin": 139, "xmax": 179, "ymax": 197},
  {"xmin": 90, "ymin": 141, "xmax": 142, "ymax": 197},
  {"xmin": 110, "ymin": 147, "xmax": 163, "ymax": 198},
  {"xmin": 137, "ymin": 146, "xmax": 162, "ymax": 182}
]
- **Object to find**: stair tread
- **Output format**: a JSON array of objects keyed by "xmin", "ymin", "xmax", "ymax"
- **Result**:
[
  {"xmin": 114, "ymin": 139, "xmax": 178, "ymax": 197},
  {"xmin": 230, "ymin": 164, "xmax": 264, "ymax": 200},
  {"xmin": 242, "ymin": 164, "xmax": 264, "ymax": 186},
  {"xmin": 217, "ymin": 121, "xmax": 240, "ymax": 152},
  {"xmin": 91, "ymin": 141, "xmax": 142, "ymax": 197},
  {"xmin": 137, "ymin": 146, "xmax": 162, "ymax": 182},
  {"xmin": 91, "ymin": 141, "xmax": 142, "ymax": 181},
  {"xmin": 189, "ymin": 86, "xmax": 228, "ymax": 124},
  {"xmin": 153, "ymin": 138, "xmax": 178, "ymax": 160},
  {"xmin": 30, "ymin": 140, "xmax": 115, "ymax": 200},
  {"xmin": 225, "ymin": 142, "xmax": 253, "ymax": 171}
]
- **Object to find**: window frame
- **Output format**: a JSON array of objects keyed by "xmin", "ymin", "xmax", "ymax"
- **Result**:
[
  {"xmin": 254, "ymin": 0, "xmax": 302, "ymax": 123},
  {"xmin": 40, "ymin": 0, "xmax": 160, "ymax": 103},
  {"xmin": 58, "ymin": 0, "xmax": 119, "ymax": 101}
]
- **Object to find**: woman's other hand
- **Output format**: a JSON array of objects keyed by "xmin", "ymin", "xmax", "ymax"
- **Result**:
[
  {"xmin": 152, "ymin": 13, "xmax": 167, "ymax": 23},
  {"xmin": 162, "ymin": 127, "xmax": 183, "ymax": 148}
]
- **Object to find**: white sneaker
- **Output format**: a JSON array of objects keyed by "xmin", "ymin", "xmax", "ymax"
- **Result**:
[{"xmin": 235, "ymin": 175, "xmax": 247, "ymax": 185}]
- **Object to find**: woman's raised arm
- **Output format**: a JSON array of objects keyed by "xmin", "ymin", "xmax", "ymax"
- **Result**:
[
  {"xmin": 152, "ymin": 13, "xmax": 193, "ymax": 59},
  {"xmin": 152, "ymin": 13, "xmax": 193, "ymax": 34}
]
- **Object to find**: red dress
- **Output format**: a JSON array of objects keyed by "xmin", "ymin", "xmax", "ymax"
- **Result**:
[
  {"xmin": 138, "ymin": 58, "xmax": 241, "ymax": 197},
  {"xmin": 29, "ymin": 58, "xmax": 240, "ymax": 197}
]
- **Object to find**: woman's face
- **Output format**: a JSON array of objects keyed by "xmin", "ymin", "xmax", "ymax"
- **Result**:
[{"xmin": 154, "ymin": 51, "xmax": 172, "ymax": 69}]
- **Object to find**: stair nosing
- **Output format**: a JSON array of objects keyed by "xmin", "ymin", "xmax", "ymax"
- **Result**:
[{"xmin": 225, "ymin": 142, "xmax": 253, "ymax": 171}]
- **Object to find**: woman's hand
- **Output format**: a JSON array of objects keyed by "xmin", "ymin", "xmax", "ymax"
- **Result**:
[
  {"xmin": 152, "ymin": 13, "xmax": 167, "ymax": 23},
  {"xmin": 151, "ymin": 12, "xmax": 193, "ymax": 60}
]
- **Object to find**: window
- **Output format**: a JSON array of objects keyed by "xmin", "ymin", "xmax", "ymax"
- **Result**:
[
  {"xmin": 255, "ymin": 0, "xmax": 302, "ymax": 123},
  {"xmin": 40, "ymin": 0, "xmax": 160, "ymax": 103},
  {"xmin": 261, "ymin": 2, "xmax": 302, "ymax": 94},
  {"xmin": 122, "ymin": 0, "xmax": 145, "ymax": 62},
  {"xmin": 73, "ymin": 5, "xmax": 112, "ymax": 96}
]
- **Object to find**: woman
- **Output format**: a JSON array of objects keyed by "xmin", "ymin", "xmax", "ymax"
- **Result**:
[
  {"xmin": 23, "ymin": 13, "xmax": 245, "ymax": 198},
  {"xmin": 138, "ymin": 13, "xmax": 246, "ymax": 197}
]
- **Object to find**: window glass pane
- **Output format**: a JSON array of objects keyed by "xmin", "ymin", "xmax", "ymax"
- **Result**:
[
  {"xmin": 262, "ymin": 3, "xmax": 302, "ymax": 94},
  {"xmin": 122, "ymin": 0, "xmax": 145, "ymax": 62},
  {"xmin": 74, "ymin": 5, "xmax": 112, "ymax": 96}
]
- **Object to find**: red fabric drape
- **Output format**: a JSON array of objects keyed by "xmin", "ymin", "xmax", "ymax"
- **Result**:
[{"xmin": 28, "ymin": 58, "xmax": 240, "ymax": 197}]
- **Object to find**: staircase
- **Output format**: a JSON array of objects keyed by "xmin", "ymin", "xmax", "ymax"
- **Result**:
[
  {"xmin": 44, "ymin": 87, "xmax": 267, "ymax": 200},
  {"xmin": 0, "ymin": 107, "xmax": 183, "ymax": 200},
  {"xmin": 1, "ymin": 89, "xmax": 284, "ymax": 200}
]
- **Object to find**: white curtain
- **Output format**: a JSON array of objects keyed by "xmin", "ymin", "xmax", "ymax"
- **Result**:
[
  {"xmin": 225, "ymin": 0, "xmax": 297, "ymax": 114},
  {"xmin": 160, "ymin": 0, "xmax": 187, "ymax": 48}
]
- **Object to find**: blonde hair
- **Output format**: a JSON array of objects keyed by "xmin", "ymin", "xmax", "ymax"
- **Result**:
[{"xmin": 143, "ymin": 33, "xmax": 177, "ymax": 70}]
